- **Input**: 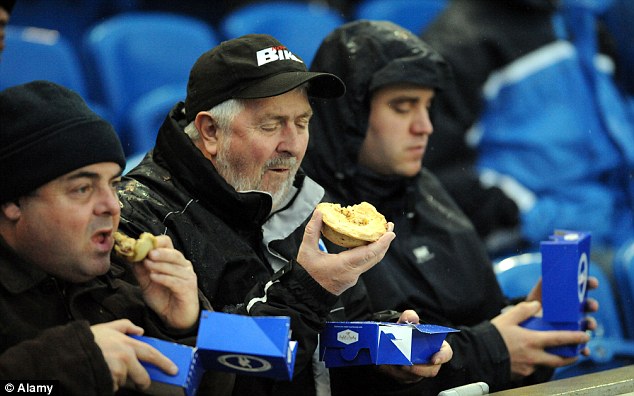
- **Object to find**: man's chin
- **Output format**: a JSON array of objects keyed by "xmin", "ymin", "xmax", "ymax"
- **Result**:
[
  {"xmin": 91, "ymin": 255, "xmax": 113, "ymax": 275},
  {"xmin": 269, "ymin": 184, "xmax": 295, "ymax": 211}
]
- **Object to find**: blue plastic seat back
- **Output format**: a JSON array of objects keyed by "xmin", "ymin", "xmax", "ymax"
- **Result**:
[
  {"xmin": 8, "ymin": 0, "xmax": 137, "ymax": 50},
  {"xmin": 220, "ymin": 1, "xmax": 345, "ymax": 66},
  {"xmin": 614, "ymin": 239, "xmax": 634, "ymax": 339},
  {"xmin": 127, "ymin": 83, "xmax": 185, "ymax": 157},
  {"xmin": 354, "ymin": 0, "xmax": 448, "ymax": 35},
  {"xmin": 494, "ymin": 253, "xmax": 542, "ymax": 299},
  {"xmin": 83, "ymin": 12, "xmax": 219, "ymax": 138},
  {"xmin": 0, "ymin": 26, "xmax": 87, "ymax": 94}
]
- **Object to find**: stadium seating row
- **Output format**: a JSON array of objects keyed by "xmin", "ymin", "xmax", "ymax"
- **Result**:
[{"xmin": 0, "ymin": 0, "xmax": 448, "ymax": 156}]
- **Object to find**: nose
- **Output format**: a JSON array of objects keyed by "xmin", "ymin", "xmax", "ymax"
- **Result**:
[
  {"xmin": 277, "ymin": 122, "xmax": 306, "ymax": 156},
  {"xmin": 95, "ymin": 186, "xmax": 121, "ymax": 217},
  {"xmin": 411, "ymin": 107, "xmax": 433, "ymax": 136}
]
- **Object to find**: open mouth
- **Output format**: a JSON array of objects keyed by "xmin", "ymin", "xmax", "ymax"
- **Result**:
[{"xmin": 93, "ymin": 230, "xmax": 113, "ymax": 251}]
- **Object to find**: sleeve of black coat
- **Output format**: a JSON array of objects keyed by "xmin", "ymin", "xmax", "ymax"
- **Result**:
[
  {"xmin": 436, "ymin": 322, "xmax": 511, "ymax": 392},
  {"xmin": 0, "ymin": 321, "xmax": 114, "ymax": 396},
  {"xmin": 232, "ymin": 260, "xmax": 338, "ymax": 386}
]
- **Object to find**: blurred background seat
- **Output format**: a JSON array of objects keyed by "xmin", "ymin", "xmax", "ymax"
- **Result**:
[
  {"xmin": 0, "ymin": 25, "xmax": 108, "ymax": 118},
  {"xmin": 614, "ymin": 239, "xmax": 634, "ymax": 339},
  {"xmin": 1, "ymin": 26, "xmax": 85, "ymax": 92},
  {"xmin": 493, "ymin": 252, "xmax": 634, "ymax": 379},
  {"xmin": 83, "ymin": 11, "xmax": 219, "ymax": 154},
  {"xmin": 353, "ymin": 0, "xmax": 448, "ymax": 36},
  {"xmin": 7, "ymin": 0, "xmax": 136, "ymax": 52},
  {"xmin": 127, "ymin": 83, "xmax": 185, "ymax": 158},
  {"xmin": 219, "ymin": 1, "xmax": 346, "ymax": 67}
]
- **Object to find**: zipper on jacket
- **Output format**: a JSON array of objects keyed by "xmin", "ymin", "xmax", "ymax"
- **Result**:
[{"xmin": 50, "ymin": 277, "xmax": 73, "ymax": 321}]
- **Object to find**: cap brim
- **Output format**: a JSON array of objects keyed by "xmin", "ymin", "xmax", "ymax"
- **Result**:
[{"xmin": 235, "ymin": 71, "xmax": 345, "ymax": 100}]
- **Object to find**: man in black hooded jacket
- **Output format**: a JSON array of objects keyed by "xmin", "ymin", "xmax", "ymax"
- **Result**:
[{"xmin": 304, "ymin": 20, "xmax": 595, "ymax": 395}]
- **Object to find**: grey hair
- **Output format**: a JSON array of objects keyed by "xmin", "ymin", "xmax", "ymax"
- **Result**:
[
  {"xmin": 183, "ymin": 85, "xmax": 309, "ymax": 140},
  {"xmin": 184, "ymin": 99, "xmax": 245, "ymax": 141}
]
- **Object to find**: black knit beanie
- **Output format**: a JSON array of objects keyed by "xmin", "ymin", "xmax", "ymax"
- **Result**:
[{"xmin": 0, "ymin": 81, "xmax": 126, "ymax": 203}]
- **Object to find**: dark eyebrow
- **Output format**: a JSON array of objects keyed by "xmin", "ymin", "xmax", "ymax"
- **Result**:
[
  {"xmin": 389, "ymin": 96, "xmax": 420, "ymax": 104},
  {"xmin": 64, "ymin": 169, "xmax": 123, "ymax": 182}
]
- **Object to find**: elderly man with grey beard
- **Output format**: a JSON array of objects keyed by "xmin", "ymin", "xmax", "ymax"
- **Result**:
[{"xmin": 116, "ymin": 34, "xmax": 452, "ymax": 396}]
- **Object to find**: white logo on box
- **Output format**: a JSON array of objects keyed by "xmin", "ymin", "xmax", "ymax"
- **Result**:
[
  {"xmin": 337, "ymin": 329, "xmax": 359, "ymax": 345},
  {"xmin": 578, "ymin": 252, "xmax": 589, "ymax": 303},
  {"xmin": 217, "ymin": 354, "xmax": 272, "ymax": 372}
]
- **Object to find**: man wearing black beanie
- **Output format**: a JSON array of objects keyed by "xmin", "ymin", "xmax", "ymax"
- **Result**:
[{"xmin": 0, "ymin": 81, "xmax": 203, "ymax": 394}]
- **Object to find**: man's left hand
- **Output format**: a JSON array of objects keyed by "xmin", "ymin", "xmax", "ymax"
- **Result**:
[
  {"xmin": 377, "ymin": 310, "xmax": 453, "ymax": 383},
  {"xmin": 133, "ymin": 235, "xmax": 199, "ymax": 330}
]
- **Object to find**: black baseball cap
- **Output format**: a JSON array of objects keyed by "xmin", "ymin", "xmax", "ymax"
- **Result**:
[{"xmin": 185, "ymin": 34, "xmax": 345, "ymax": 122}]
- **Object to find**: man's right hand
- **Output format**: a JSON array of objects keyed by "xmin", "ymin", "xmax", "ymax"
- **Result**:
[
  {"xmin": 91, "ymin": 320, "xmax": 178, "ymax": 392},
  {"xmin": 491, "ymin": 301, "xmax": 591, "ymax": 379},
  {"xmin": 296, "ymin": 209, "xmax": 396, "ymax": 295}
]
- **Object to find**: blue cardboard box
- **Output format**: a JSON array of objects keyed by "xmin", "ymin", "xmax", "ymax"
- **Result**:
[
  {"xmin": 541, "ymin": 230, "xmax": 591, "ymax": 323},
  {"xmin": 196, "ymin": 311, "xmax": 297, "ymax": 380},
  {"xmin": 319, "ymin": 321, "xmax": 458, "ymax": 368},
  {"xmin": 520, "ymin": 230, "xmax": 591, "ymax": 357},
  {"xmin": 128, "ymin": 335, "xmax": 203, "ymax": 396}
]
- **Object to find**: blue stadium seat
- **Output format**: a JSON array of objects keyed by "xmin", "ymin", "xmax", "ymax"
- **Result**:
[
  {"xmin": 614, "ymin": 239, "xmax": 634, "ymax": 339},
  {"xmin": 354, "ymin": 0, "xmax": 448, "ymax": 35},
  {"xmin": 219, "ymin": 1, "xmax": 345, "ymax": 67},
  {"xmin": 0, "ymin": 25, "xmax": 108, "ymax": 119},
  {"xmin": 494, "ymin": 252, "xmax": 542, "ymax": 299},
  {"xmin": 493, "ymin": 252, "xmax": 634, "ymax": 379},
  {"xmin": 127, "ymin": 83, "xmax": 185, "ymax": 157},
  {"xmin": 7, "ymin": 0, "xmax": 136, "ymax": 51},
  {"xmin": 1, "ymin": 26, "xmax": 86, "ymax": 93},
  {"xmin": 83, "ymin": 12, "xmax": 219, "ymax": 154}
]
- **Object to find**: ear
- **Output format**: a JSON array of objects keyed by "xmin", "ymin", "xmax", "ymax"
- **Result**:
[
  {"xmin": 1, "ymin": 201, "xmax": 22, "ymax": 221},
  {"xmin": 194, "ymin": 112, "xmax": 220, "ymax": 157}
]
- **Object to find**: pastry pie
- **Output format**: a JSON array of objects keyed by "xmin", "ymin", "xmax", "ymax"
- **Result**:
[
  {"xmin": 113, "ymin": 231, "xmax": 158, "ymax": 262},
  {"xmin": 317, "ymin": 202, "xmax": 388, "ymax": 248}
]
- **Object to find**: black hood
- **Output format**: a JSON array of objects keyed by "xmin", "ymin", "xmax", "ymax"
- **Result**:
[{"xmin": 304, "ymin": 20, "xmax": 452, "ymax": 199}]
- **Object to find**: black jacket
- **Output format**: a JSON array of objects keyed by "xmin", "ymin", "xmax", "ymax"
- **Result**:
[
  {"xmin": 304, "ymin": 20, "xmax": 551, "ymax": 394},
  {"xmin": 0, "ymin": 237, "xmax": 196, "ymax": 395},
  {"xmin": 117, "ymin": 102, "xmax": 348, "ymax": 396}
]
